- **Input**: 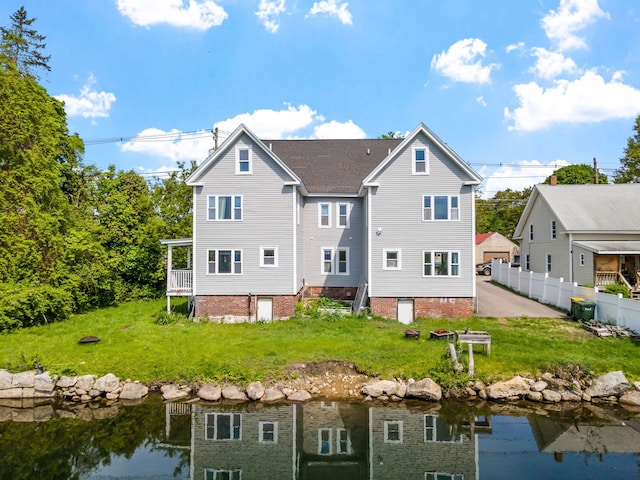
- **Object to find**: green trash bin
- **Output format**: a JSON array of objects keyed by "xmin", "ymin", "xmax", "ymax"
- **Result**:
[
  {"xmin": 574, "ymin": 301, "xmax": 595, "ymax": 321},
  {"xmin": 569, "ymin": 297, "xmax": 584, "ymax": 320}
]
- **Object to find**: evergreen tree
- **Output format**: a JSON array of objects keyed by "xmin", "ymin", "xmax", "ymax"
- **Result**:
[
  {"xmin": 614, "ymin": 115, "xmax": 640, "ymax": 183},
  {"xmin": 0, "ymin": 6, "xmax": 51, "ymax": 78}
]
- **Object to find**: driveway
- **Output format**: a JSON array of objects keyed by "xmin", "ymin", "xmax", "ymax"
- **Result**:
[{"xmin": 475, "ymin": 275, "xmax": 567, "ymax": 318}]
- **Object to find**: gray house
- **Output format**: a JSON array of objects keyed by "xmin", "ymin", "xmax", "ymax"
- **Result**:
[
  {"xmin": 163, "ymin": 123, "xmax": 483, "ymax": 322},
  {"xmin": 513, "ymin": 183, "xmax": 640, "ymax": 296}
]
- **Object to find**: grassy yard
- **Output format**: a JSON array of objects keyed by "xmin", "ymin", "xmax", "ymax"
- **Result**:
[{"xmin": 1, "ymin": 298, "xmax": 638, "ymax": 385}]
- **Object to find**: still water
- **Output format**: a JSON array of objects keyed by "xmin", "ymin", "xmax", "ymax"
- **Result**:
[{"xmin": 0, "ymin": 395, "xmax": 639, "ymax": 479}]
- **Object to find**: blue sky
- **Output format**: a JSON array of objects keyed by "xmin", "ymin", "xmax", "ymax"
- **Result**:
[{"xmin": 3, "ymin": 0, "xmax": 640, "ymax": 196}]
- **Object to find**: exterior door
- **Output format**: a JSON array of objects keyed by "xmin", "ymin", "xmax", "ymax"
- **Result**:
[
  {"xmin": 257, "ymin": 297, "xmax": 273, "ymax": 321},
  {"xmin": 397, "ymin": 299, "xmax": 414, "ymax": 324}
]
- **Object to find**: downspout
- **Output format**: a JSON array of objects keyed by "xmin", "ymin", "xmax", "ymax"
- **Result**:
[
  {"xmin": 471, "ymin": 186, "xmax": 477, "ymax": 299},
  {"xmin": 569, "ymin": 233, "xmax": 573, "ymax": 283}
]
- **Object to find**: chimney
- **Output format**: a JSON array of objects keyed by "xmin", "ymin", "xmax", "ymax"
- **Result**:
[{"xmin": 550, "ymin": 175, "xmax": 557, "ymax": 186}]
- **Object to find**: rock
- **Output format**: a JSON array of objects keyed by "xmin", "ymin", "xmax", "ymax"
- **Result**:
[
  {"xmin": 246, "ymin": 381, "xmax": 265, "ymax": 401},
  {"xmin": 478, "ymin": 389, "xmax": 487, "ymax": 400},
  {"xmin": 119, "ymin": 382, "xmax": 149, "ymax": 400},
  {"xmin": 531, "ymin": 381, "xmax": 548, "ymax": 392},
  {"xmin": 542, "ymin": 390, "xmax": 562, "ymax": 402},
  {"xmin": 585, "ymin": 371, "xmax": 630, "ymax": 398},
  {"xmin": 362, "ymin": 380, "xmax": 398, "ymax": 398},
  {"xmin": 106, "ymin": 392, "xmax": 120, "ymax": 400},
  {"xmin": 88, "ymin": 389, "xmax": 101, "ymax": 398},
  {"xmin": 34, "ymin": 372, "xmax": 56, "ymax": 393},
  {"xmin": 0, "ymin": 370, "xmax": 13, "ymax": 389},
  {"xmin": 466, "ymin": 387, "xmax": 477, "ymax": 397},
  {"xmin": 560, "ymin": 390, "xmax": 582, "ymax": 402},
  {"xmin": 0, "ymin": 388, "xmax": 23, "ymax": 399},
  {"xmin": 619, "ymin": 390, "xmax": 640, "ymax": 406},
  {"xmin": 80, "ymin": 394, "xmax": 92, "ymax": 402},
  {"xmin": 287, "ymin": 390, "xmax": 312, "ymax": 402},
  {"xmin": 221, "ymin": 385, "xmax": 248, "ymax": 401},
  {"xmin": 56, "ymin": 376, "xmax": 77, "ymax": 388},
  {"xmin": 94, "ymin": 374, "xmax": 120, "ymax": 393},
  {"xmin": 282, "ymin": 388, "xmax": 294, "ymax": 397},
  {"xmin": 198, "ymin": 384, "xmax": 222, "ymax": 401},
  {"xmin": 486, "ymin": 376, "xmax": 530, "ymax": 400},
  {"xmin": 262, "ymin": 388, "xmax": 285, "ymax": 402},
  {"xmin": 162, "ymin": 385, "xmax": 190, "ymax": 401},
  {"xmin": 634, "ymin": 381, "xmax": 640, "ymax": 391},
  {"xmin": 405, "ymin": 378, "xmax": 442, "ymax": 401},
  {"xmin": 472, "ymin": 380, "xmax": 486, "ymax": 392},
  {"xmin": 526, "ymin": 391, "xmax": 543, "ymax": 402},
  {"xmin": 396, "ymin": 382, "xmax": 407, "ymax": 398},
  {"xmin": 75, "ymin": 375, "xmax": 96, "ymax": 391},
  {"xmin": 12, "ymin": 371, "xmax": 35, "ymax": 388}
]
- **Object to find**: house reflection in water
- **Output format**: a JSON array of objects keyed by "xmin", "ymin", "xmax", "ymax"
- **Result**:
[{"xmin": 173, "ymin": 401, "xmax": 489, "ymax": 480}]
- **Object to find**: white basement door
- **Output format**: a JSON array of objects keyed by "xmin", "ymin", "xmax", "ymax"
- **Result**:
[
  {"xmin": 257, "ymin": 297, "xmax": 273, "ymax": 321},
  {"xmin": 397, "ymin": 299, "xmax": 414, "ymax": 325}
]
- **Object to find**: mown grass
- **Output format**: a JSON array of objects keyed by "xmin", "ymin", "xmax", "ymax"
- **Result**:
[{"xmin": 0, "ymin": 299, "xmax": 638, "ymax": 385}]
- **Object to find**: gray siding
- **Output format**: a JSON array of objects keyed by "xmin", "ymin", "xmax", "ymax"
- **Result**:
[
  {"xmin": 193, "ymin": 133, "xmax": 296, "ymax": 295},
  {"xmin": 302, "ymin": 197, "xmax": 364, "ymax": 287},
  {"xmin": 368, "ymin": 133, "xmax": 476, "ymax": 297}
]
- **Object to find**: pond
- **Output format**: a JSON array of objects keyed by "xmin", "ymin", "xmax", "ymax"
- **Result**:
[{"xmin": 0, "ymin": 396, "xmax": 639, "ymax": 479}]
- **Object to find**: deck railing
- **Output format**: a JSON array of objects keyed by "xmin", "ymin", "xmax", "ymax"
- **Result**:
[{"xmin": 168, "ymin": 269, "xmax": 192, "ymax": 294}]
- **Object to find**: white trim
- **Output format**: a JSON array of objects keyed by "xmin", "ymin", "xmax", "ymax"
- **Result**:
[
  {"xmin": 205, "ymin": 412, "xmax": 242, "ymax": 441},
  {"xmin": 260, "ymin": 246, "xmax": 278, "ymax": 268},
  {"xmin": 318, "ymin": 202, "xmax": 331, "ymax": 228},
  {"xmin": 235, "ymin": 145, "xmax": 253, "ymax": 175},
  {"xmin": 384, "ymin": 420, "xmax": 403, "ymax": 443},
  {"xmin": 422, "ymin": 195, "xmax": 460, "ymax": 221},
  {"xmin": 321, "ymin": 247, "xmax": 334, "ymax": 275},
  {"xmin": 550, "ymin": 219, "xmax": 557, "ymax": 240},
  {"xmin": 336, "ymin": 428, "xmax": 351, "ymax": 454},
  {"xmin": 383, "ymin": 248, "xmax": 402, "ymax": 271},
  {"xmin": 367, "ymin": 187, "xmax": 373, "ymax": 296},
  {"xmin": 206, "ymin": 249, "xmax": 243, "ymax": 275},
  {"xmin": 412, "ymin": 146, "xmax": 429, "ymax": 175},
  {"xmin": 336, "ymin": 247, "xmax": 350, "ymax": 276},
  {"xmin": 336, "ymin": 203, "xmax": 350, "ymax": 228},
  {"xmin": 207, "ymin": 194, "xmax": 243, "ymax": 221},
  {"xmin": 318, "ymin": 428, "xmax": 332, "ymax": 455},
  {"xmin": 259, "ymin": 421, "xmax": 278, "ymax": 443},
  {"xmin": 422, "ymin": 250, "xmax": 461, "ymax": 277}
]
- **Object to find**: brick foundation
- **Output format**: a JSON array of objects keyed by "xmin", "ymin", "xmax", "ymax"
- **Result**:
[
  {"xmin": 370, "ymin": 297, "xmax": 474, "ymax": 320},
  {"xmin": 195, "ymin": 294, "xmax": 298, "ymax": 323},
  {"xmin": 304, "ymin": 286, "xmax": 357, "ymax": 301}
]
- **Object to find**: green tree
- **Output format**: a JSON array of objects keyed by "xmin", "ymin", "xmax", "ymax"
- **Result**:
[
  {"xmin": 476, "ymin": 187, "xmax": 531, "ymax": 240},
  {"xmin": 614, "ymin": 115, "xmax": 640, "ymax": 183},
  {"xmin": 379, "ymin": 131, "xmax": 404, "ymax": 139},
  {"xmin": 544, "ymin": 164, "xmax": 608, "ymax": 184},
  {"xmin": 0, "ymin": 6, "xmax": 51, "ymax": 78}
]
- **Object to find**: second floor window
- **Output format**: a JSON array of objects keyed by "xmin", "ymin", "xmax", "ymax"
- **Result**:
[
  {"xmin": 423, "ymin": 195, "xmax": 459, "ymax": 221},
  {"xmin": 206, "ymin": 413, "xmax": 241, "ymax": 440},
  {"xmin": 319, "ymin": 203, "xmax": 330, "ymax": 227},
  {"xmin": 208, "ymin": 195, "xmax": 242, "ymax": 221},
  {"xmin": 413, "ymin": 147, "xmax": 428, "ymax": 174},
  {"xmin": 337, "ymin": 203, "xmax": 349, "ymax": 227},
  {"xmin": 236, "ymin": 147, "xmax": 252, "ymax": 174}
]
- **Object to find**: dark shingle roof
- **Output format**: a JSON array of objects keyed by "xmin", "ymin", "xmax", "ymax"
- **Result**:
[{"xmin": 264, "ymin": 138, "xmax": 403, "ymax": 194}]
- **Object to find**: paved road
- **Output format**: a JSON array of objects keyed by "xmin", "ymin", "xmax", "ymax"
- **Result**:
[{"xmin": 476, "ymin": 275, "xmax": 567, "ymax": 318}]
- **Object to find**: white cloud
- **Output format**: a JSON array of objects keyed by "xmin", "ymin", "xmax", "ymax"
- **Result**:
[
  {"xmin": 430, "ymin": 38, "xmax": 498, "ymax": 84},
  {"xmin": 120, "ymin": 128, "xmax": 214, "ymax": 161},
  {"xmin": 476, "ymin": 96, "xmax": 487, "ymax": 107},
  {"xmin": 313, "ymin": 120, "xmax": 366, "ymax": 138},
  {"xmin": 215, "ymin": 104, "xmax": 321, "ymax": 138},
  {"xmin": 55, "ymin": 74, "xmax": 116, "ymax": 119},
  {"xmin": 506, "ymin": 42, "xmax": 525, "ymax": 53},
  {"xmin": 505, "ymin": 70, "xmax": 640, "ymax": 131},
  {"xmin": 541, "ymin": 0, "xmax": 609, "ymax": 51},
  {"xmin": 480, "ymin": 160, "xmax": 570, "ymax": 198},
  {"xmin": 116, "ymin": 0, "xmax": 227, "ymax": 30},
  {"xmin": 529, "ymin": 47, "xmax": 580, "ymax": 79},
  {"xmin": 256, "ymin": 0, "xmax": 286, "ymax": 33},
  {"xmin": 306, "ymin": 0, "xmax": 353, "ymax": 25}
]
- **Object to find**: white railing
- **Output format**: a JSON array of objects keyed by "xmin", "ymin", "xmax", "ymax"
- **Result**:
[
  {"xmin": 168, "ymin": 269, "xmax": 193, "ymax": 294},
  {"xmin": 490, "ymin": 259, "xmax": 640, "ymax": 332}
]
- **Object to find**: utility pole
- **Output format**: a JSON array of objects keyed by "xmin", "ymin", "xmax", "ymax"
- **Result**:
[
  {"xmin": 593, "ymin": 157, "xmax": 599, "ymax": 184},
  {"xmin": 212, "ymin": 127, "xmax": 219, "ymax": 149}
]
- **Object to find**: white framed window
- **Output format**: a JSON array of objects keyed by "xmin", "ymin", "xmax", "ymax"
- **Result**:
[
  {"xmin": 525, "ymin": 254, "xmax": 530, "ymax": 270},
  {"xmin": 529, "ymin": 224, "xmax": 534, "ymax": 241},
  {"xmin": 551, "ymin": 220, "xmax": 557, "ymax": 239},
  {"xmin": 384, "ymin": 420, "xmax": 403, "ymax": 443},
  {"xmin": 546, "ymin": 254, "xmax": 552, "ymax": 273},
  {"xmin": 413, "ymin": 147, "xmax": 428, "ymax": 175},
  {"xmin": 424, "ymin": 473, "xmax": 463, "ymax": 480},
  {"xmin": 207, "ymin": 249, "xmax": 242, "ymax": 275},
  {"xmin": 322, "ymin": 248, "xmax": 334, "ymax": 274},
  {"xmin": 259, "ymin": 421, "xmax": 278, "ymax": 443},
  {"xmin": 319, "ymin": 203, "xmax": 331, "ymax": 228},
  {"xmin": 337, "ymin": 203, "xmax": 349, "ymax": 228},
  {"xmin": 337, "ymin": 248, "xmax": 349, "ymax": 275},
  {"xmin": 236, "ymin": 146, "xmax": 252, "ymax": 174},
  {"xmin": 383, "ymin": 249, "xmax": 402, "ymax": 270},
  {"xmin": 423, "ymin": 251, "xmax": 460, "ymax": 276},
  {"xmin": 206, "ymin": 470, "xmax": 242, "ymax": 480},
  {"xmin": 336, "ymin": 428, "xmax": 351, "ymax": 454},
  {"xmin": 423, "ymin": 195, "xmax": 459, "ymax": 221},
  {"xmin": 206, "ymin": 413, "xmax": 242, "ymax": 440},
  {"xmin": 319, "ymin": 428, "xmax": 332, "ymax": 455},
  {"xmin": 424, "ymin": 414, "xmax": 436, "ymax": 442},
  {"xmin": 579, "ymin": 253, "xmax": 585, "ymax": 267},
  {"xmin": 260, "ymin": 246, "xmax": 278, "ymax": 267},
  {"xmin": 208, "ymin": 195, "xmax": 242, "ymax": 221}
]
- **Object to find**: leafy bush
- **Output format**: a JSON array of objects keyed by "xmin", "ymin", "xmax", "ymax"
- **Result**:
[
  {"xmin": 0, "ymin": 283, "xmax": 73, "ymax": 332},
  {"xmin": 155, "ymin": 310, "xmax": 187, "ymax": 325},
  {"xmin": 604, "ymin": 284, "xmax": 630, "ymax": 298}
]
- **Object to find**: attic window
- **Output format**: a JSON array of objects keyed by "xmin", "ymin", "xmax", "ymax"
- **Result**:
[
  {"xmin": 413, "ymin": 147, "xmax": 429, "ymax": 175},
  {"xmin": 236, "ymin": 147, "xmax": 252, "ymax": 174}
]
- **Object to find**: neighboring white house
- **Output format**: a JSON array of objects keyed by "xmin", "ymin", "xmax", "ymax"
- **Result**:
[
  {"xmin": 513, "ymin": 183, "xmax": 640, "ymax": 296},
  {"xmin": 163, "ymin": 123, "xmax": 483, "ymax": 322}
]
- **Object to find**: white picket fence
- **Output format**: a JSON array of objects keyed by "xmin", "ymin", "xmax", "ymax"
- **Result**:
[{"xmin": 490, "ymin": 259, "xmax": 640, "ymax": 332}]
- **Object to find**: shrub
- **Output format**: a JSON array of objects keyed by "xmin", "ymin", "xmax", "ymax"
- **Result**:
[
  {"xmin": 154, "ymin": 310, "xmax": 187, "ymax": 325},
  {"xmin": 604, "ymin": 284, "xmax": 630, "ymax": 298},
  {"xmin": 0, "ymin": 283, "xmax": 73, "ymax": 332}
]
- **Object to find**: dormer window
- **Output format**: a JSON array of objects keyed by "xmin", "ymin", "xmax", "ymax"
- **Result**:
[{"xmin": 236, "ymin": 147, "xmax": 252, "ymax": 174}]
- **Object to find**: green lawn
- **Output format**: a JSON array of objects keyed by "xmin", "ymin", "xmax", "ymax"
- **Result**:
[{"xmin": 1, "ymin": 299, "xmax": 638, "ymax": 385}]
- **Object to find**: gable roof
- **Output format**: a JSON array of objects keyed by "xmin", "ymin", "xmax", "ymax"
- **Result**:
[
  {"xmin": 266, "ymin": 138, "xmax": 402, "ymax": 194},
  {"xmin": 514, "ymin": 183, "xmax": 640, "ymax": 238},
  {"xmin": 362, "ymin": 123, "xmax": 483, "ymax": 190},
  {"xmin": 186, "ymin": 124, "xmax": 303, "ymax": 188},
  {"xmin": 476, "ymin": 232, "xmax": 496, "ymax": 244}
]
